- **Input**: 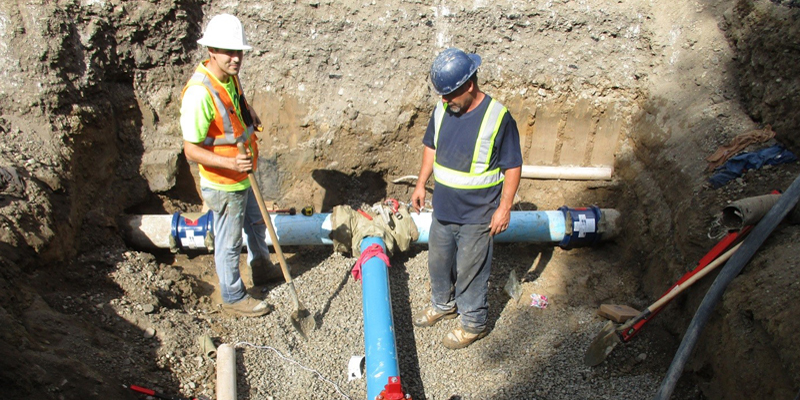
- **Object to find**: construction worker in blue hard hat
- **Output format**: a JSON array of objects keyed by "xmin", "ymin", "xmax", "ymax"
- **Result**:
[
  {"xmin": 180, "ymin": 14, "xmax": 281, "ymax": 317},
  {"xmin": 411, "ymin": 47, "xmax": 523, "ymax": 349}
]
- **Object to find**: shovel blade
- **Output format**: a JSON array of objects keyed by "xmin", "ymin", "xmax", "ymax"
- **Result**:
[
  {"xmin": 584, "ymin": 320, "xmax": 623, "ymax": 366},
  {"xmin": 290, "ymin": 306, "xmax": 315, "ymax": 340}
]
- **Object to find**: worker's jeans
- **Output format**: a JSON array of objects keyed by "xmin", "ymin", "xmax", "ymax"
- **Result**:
[
  {"xmin": 427, "ymin": 217, "xmax": 493, "ymax": 334},
  {"xmin": 201, "ymin": 187, "xmax": 271, "ymax": 304}
]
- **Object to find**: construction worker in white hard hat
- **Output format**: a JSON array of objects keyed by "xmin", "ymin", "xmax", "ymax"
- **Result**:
[{"xmin": 180, "ymin": 14, "xmax": 281, "ymax": 317}]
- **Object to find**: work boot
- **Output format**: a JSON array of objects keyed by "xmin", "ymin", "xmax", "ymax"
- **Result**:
[
  {"xmin": 250, "ymin": 257, "xmax": 284, "ymax": 286},
  {"xmin": 442, "ymin": 326, "xmax": 488, "ymax": 349},
  {"xmin": 222, "ymin": 295, "xmax": 274, "ymax": 318},
  {"xmin": 413, "ymin": 305, "xmax": 457, "ymax": 327}
]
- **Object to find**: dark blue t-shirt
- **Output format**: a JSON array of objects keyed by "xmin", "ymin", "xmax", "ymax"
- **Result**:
[{"xmin": 422, "ymin": 95, "xmax": 523, "ymax": 224}]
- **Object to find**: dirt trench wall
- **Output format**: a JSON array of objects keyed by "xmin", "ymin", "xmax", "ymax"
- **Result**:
[
  {"xmin": 0, "ymin": 0, "xmax": 649, "ymax": 284},
  {"xmin": 723, "ymin": 0, "xmax": 800, "ymax": 152},
  {"xmin": 0, "ymin": 0, "xmax": 204, "ymax": 260},
  {"xmin": 0, "ymin": 1, "xmax": 201, "ymax": 398},
  {"xmin": 620, "ymin": 1, "xmax": 800, "ymax": 398},
  {"xmin": 692, "ymin": 1, "xmax": 800, "ymax": 398},
  {"xmin": 213, "ymin": 0, "xmax": 648, "ymax": 210}
]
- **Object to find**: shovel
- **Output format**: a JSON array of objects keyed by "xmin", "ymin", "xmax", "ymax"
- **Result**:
[
  {"xmin": 584, "ymin": 240, "xmax": 743, "ymax": 366},
  {"xmin": 237, "ymin": 142, "xmax": 315, "ymax": 339}
]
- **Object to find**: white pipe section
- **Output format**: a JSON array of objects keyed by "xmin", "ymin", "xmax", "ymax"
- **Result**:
[
  {"xmin": 125, "ymin": 215, "xmax": 175, "ymax": 250},
  {"xmin": 521, "ymin": 165, "xmax": 613, "ymax": 180},
  {"xmin": 216, "ymin": 343, "xmax": 237, "ymax": 400}
]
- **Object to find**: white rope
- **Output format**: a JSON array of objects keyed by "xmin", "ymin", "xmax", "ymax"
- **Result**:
[{"xmin": 234, "ymin": 341, "xmax": 352, "ymax": 400}]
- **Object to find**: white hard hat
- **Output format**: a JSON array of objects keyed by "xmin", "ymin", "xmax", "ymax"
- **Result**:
[{"xmin": 196, "ymin": 14, "xmax": 252, "ymax": 51}]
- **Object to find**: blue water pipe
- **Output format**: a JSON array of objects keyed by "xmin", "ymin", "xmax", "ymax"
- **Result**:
[
  {"xmin": 359, "ymin": 237, "xmax": 403, "ymax": 400},
  {"xmin": 127, "ymin": 207, "xmax": 617, "ymax": 252}
]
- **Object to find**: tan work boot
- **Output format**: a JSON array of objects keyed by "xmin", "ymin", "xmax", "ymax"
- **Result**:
[
  {"xmin": 250, "ymin": 258, "xmax": 284, "ymax": 286},
  {"xmin": 442, "ymin": 326, "xmax": 488, "ymax": 349},
  {"xmin": 413, "ymin": 305, "xmax": 457, "ymax": 327},
  {"xmin": 222, "ymin": 295, "xmax": 274, "ymax": 317}
]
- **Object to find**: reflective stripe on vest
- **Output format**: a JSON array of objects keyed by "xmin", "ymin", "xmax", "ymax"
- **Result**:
[
  {"xmin": 432, "ymin": 99, "xmax": 508, "ymax": 189},
  {"xmin": 181, "ymin": 62, "xmax": 258, "ymax": 186},
  {"xmin": 185, "ymin": 72, "xmax": 255, "ymax": 146}
]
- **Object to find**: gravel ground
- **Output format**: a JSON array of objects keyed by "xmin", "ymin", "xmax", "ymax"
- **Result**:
[{"xmin": 104, "ymin": 242, "xmax": 702, "ymax": 400}]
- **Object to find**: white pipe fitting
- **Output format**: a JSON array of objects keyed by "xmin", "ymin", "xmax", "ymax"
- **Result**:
[
  {"xmin": 216, "ymin": 343, "xmax": 237, "ymax": 400},
  {"xmin": 521, "ymin": 165, "xmax": 613, "ymax": 180}
]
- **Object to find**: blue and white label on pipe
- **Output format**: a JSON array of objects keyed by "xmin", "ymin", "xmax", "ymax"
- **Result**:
[
  {"xmin": 574, "ymin": 213, "xmax": 596, "ymax": 238},
  {"xmin": 181, "ymin": 227, "xmax": 204, "ymax": 249}
]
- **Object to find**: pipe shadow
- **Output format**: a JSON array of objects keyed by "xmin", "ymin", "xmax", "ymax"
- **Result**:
[
  {"xmin": 386, "ymin": 246, "xmax": 427, "ymax": 399},
  {"xmin": 521, "ymin": 244, "xmax": 554, "ymax": 283},
  {"xmin": 315, "ymin": 261, "xmax": 352, "ymax": 328}
]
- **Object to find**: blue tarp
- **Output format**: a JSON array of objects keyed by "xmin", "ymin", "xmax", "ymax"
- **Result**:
[{"xmin": 708, "ymin": 144, "xmax": 797, "ymax": 188}]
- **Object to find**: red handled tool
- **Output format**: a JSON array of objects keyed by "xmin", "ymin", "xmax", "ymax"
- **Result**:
[
  {"xmin": 584, "ymin": 226, "xmax": 752, "ymax": 366},
  {"xmin": 124, "ymin": 384, "xmax": 210, "ymax": 400},
  {"xmin": 619, "ymin": 225, "xmax": 752, "ymax": 342},
  {"xmin": 385, "ymin": 198, "xmax": 401, "ymax": 218}
]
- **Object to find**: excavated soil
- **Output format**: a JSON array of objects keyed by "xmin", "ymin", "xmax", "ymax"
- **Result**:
[{"xmin": 1, "ymin": 0, "xmax": 799, "ymax": 399}]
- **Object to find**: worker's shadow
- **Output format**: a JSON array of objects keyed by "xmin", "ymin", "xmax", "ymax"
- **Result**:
[
  {"xmin": 485, "ymin": 242, "xmax": 554, "ymax": 334},
  {"xmin": 311, "ymin": 169, "xmax": 387, "ymax": 211}
]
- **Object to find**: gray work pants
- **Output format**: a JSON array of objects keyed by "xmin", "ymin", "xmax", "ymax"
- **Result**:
[{"xmin": 427, "ymin": 217, "xmax": 493, "ymax": 334}]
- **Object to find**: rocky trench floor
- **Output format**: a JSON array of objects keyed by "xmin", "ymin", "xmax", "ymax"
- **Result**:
[{"xmin": 81, "ymin": 242, "xmax": 704, "ymax": 400}]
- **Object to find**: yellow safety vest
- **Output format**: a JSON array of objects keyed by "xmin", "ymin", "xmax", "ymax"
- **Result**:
[{"xmin": 432, "ymin": 99, "xmax": 508, "ymax": 189}]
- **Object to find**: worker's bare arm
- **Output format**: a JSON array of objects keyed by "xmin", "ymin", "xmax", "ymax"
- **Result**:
[
  {"xmin": 183, "ymin": 140, "xmax": 252, "ymax": 173},
  {"xmin": 490, "ymin": 165, "xmax": 521, "ymax": 235},
  {"xmin": 411, "ymin": 146, "xmax": 435, "ymax": 213}
]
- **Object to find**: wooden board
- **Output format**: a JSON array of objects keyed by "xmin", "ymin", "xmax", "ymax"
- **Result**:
[{"xmin": 597, "ymin": 304, "xmax": 640, "ymax": 323}]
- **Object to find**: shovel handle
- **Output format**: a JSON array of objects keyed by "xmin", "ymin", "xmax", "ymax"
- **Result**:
[
  {"xmin": 237, "ymin": 143, "xmax": 301, "ymax": 308},
  {"xmin": 618, "ymin": 228, "xmax": 750, "ymax": 340},
  {"xmin": 621, "ymin": 241, "xmax": 743, "ymax": 333}
]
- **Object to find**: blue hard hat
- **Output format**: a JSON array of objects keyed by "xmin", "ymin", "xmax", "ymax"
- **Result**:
[{"xmin": 430, "ymin": 48, "xmax": 482, "ymax": 95}]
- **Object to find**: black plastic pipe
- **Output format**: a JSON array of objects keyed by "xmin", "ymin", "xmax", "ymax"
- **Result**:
[{"xmin": 654, "ymin": 172, "xmax": 800, "ymax": 400}]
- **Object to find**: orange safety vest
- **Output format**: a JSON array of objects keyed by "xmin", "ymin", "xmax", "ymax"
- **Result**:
[{"xmin": 182, "ymin": 61, "xmax": 258, "ymax": 186}]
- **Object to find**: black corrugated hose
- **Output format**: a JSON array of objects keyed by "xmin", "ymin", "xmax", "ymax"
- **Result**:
[{"xmin": 654, "ymin": 172, "xmax": 800, "ymax": 400}]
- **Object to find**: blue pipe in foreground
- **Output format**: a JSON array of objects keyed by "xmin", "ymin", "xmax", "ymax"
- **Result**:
[
  {"xmin": 359, "ymin": 237, "xmax": 401, "ymax": 400},
  {"xmin": 123, "ymin": 208, "xmax": 618, "ymax": 251}
]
